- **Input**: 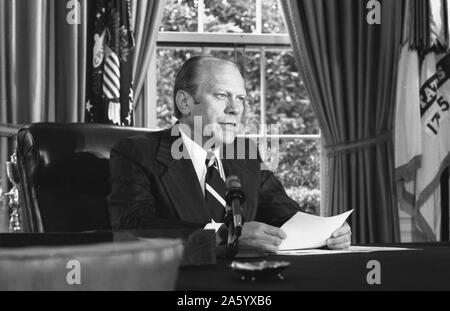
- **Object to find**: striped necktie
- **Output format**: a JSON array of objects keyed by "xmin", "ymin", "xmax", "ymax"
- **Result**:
[{"xmin": 205, "ymin": 155, "xmax": 226, "ymax": 222}]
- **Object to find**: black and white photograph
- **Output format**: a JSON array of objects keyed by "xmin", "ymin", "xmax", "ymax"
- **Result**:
[{"xmin": 0, "ymin": 0, "xmax": 449, "ymax": 295}]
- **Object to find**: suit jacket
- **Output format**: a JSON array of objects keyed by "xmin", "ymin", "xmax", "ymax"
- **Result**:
[{"xmin": 107, "ymin": 127, "xmax": 302, "ymax": 230}]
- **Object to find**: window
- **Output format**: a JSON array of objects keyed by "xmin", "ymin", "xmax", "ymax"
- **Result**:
[{"xmin": 148, "ymin": 0, "xmax": 320, "ymax": 214}]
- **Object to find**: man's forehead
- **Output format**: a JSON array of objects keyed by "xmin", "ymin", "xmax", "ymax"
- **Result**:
[
  {"xmin": 196, "ymin": 61, "xmax": 244, "ymax": 88},
  {"xmin": 197, "ymin": 60, "xmax": 240, "ymax": 77}
]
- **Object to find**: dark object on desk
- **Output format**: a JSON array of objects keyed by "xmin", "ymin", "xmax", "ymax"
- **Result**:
[
  {"xmin": 234, "ymin": 246, "xmax": 268, "ymax": 258},
  {"xmin": 216, "ymin": 244, "xmax": 268, "ymax": 259},
  {"xmin": 230, "ymin": 260, "xmax": 291, "ymax": 281},
  {"xmin": 16, "ymin": 122, "xmax": 153, "ymax": 232}
]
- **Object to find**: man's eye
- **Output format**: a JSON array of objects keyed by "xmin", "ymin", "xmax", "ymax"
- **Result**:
[
  {"xmin": 215, "ymin": 93, "xmax": 228, "ymax": 100},
  {"xmin": 237, "ymin": 97, "xmax": 246, "ymax": 103}
]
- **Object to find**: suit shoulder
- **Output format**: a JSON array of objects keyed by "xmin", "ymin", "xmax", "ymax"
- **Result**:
[
  {"xmin": 112, "ymin": 128, "xmax": 171, "ymax": 159},
  {"xmin": 223, "ymin": 137, "xmax": 261, "ymax": 162}
]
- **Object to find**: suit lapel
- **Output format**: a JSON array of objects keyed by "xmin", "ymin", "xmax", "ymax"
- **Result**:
[{"xmin": 156, "ymin": 129, "xmax": 211, "ymax": 223}]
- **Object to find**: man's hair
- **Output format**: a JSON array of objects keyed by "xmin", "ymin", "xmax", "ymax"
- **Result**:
[{"xmin": 173, "ymin": 56, "xmax": 240, "ymax": 119}]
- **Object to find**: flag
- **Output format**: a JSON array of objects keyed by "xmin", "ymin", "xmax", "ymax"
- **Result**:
[
  {"xmin": 396, "ymin": 1, "xmax": 450, "ymax": 241},
  {"xmin": 395, "ymin": 45, "xmax": 423, "ymax": 240},
  {"xmin": 395, "ymin": 45, "xmax": 422, "ymax": 182},
  {"xmin": 85, "ymin": 0, "xmax": 134, "ymax": 126},
  {"xmin": 397, "ymin": 51, "xmax": 450, "ymax": 241},
  {"xmin": 415, "ymin": 52, "xmax": 450, "ymax": 240}
]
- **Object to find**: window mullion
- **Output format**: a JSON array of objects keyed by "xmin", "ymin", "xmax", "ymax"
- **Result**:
[
  {"xmin": 198, "ymin": 0, "xmax": 205, "ymax": 33},
  {"xmin": 260, "ymin": 47, "xmax": 266, "ymax": 136},
  {"xmin": 146, "ymin": 49, "xmax": 157, "ymax": 128},
  {"xmin": 256, "ymin": 0, "xmax": 262, "ymax": 34}
]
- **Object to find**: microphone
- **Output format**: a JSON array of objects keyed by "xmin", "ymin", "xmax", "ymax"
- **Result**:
[
  {"xmin": 225, "ymin": 175, "xmax": 245, "ymax": 236},
  {"xmin": 220, "ymin": 175, "xmax": 266, "ymax": 259}
]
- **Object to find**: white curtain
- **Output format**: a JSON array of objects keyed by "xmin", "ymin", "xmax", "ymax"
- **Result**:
[{"xmin": 131, "ymin": 0, "xmax": 167, "ymax": 126}]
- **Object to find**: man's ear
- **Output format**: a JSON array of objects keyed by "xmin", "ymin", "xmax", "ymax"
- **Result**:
[{"xmin": 175, "ymin": 90, "xmax": 193, "ymax": 117}]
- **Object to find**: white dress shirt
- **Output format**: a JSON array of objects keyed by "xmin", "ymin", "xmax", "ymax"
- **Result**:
[
  {"xmin": 179, "ymin": 129, "xmax": 225, "ymax": 196},
  {"xmin": 180, "ymin": 128, "xmax": 225, "ymax": 231}
]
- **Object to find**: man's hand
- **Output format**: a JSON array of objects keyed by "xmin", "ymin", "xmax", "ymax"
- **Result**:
[
  {"xmin": 239, "ymin": 221, "xmax": 287, "ymax": 253},
  {"xmin": 326, "ymin": 222, "xmax": 351, "ymax": 249}
]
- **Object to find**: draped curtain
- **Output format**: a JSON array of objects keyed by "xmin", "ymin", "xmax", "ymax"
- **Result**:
[
  {"xmin": 131, "ymin": 0, "xmax": 167, "ymax": 126},
  {"xmin": 281, "ymin": 0, "xmax": 404, "ymax": 243},
  {"xmin": 0, "ymin": 0, "xmax": 87, "ymax": 126}
]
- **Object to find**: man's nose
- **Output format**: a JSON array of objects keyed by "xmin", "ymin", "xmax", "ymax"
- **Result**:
[{"xmin": 224, "ymin": 97, "xmax": 241, "ymax": 115}]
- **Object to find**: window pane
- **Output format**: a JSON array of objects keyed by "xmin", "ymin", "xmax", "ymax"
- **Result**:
[
  {"xmin": 260, "ymin": 138, "xmax": 320, "ymax": 215},
  {"xmin": 262, "ymin": 0, "xmax": 287, "ymax": 34},
  {"xmin": 156, "ymin": 48, "xmax": 202, "ymax": 128},
  {"xmin": 204, "ymin": 0, "xmax": 256, "ymax": 33},
  {"xmin": 265, "ymin": 50, "xmax": 318, "ymax": 135},
  {"xmin": 160, "ymin": 0, "xmax": 198, "ymax": 32},
  {"xmin": 241, "ymin": 50, "xmax": 261, "ymax": 135}
]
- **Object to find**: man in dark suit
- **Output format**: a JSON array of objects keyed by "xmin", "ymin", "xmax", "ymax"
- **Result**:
[{"xmin": 108, "ymin": 56, "xmax": 351, "ymax": 253}]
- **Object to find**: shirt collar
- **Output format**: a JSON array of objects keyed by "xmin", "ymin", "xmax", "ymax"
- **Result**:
[{"xmin": 179, "ymin": 128, "xmax": 221, "ymax": 167}]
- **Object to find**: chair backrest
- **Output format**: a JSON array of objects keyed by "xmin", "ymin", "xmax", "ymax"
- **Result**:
[
  {"xmin": 16, "ymin": 122, "xmax": 153, "ymax": 232},
  {"xmin": 0, "ymin": 238, "xmax": 184, "ymax": 290}
]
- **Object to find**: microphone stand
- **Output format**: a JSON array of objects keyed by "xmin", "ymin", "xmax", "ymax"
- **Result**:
[
  {"xmin": 219, "ymin": 175, "xmax": 266, "ymax": 259},
  {"xmin": 224, "ymin": 204, "xmax": 242, "ymax": 258},
  {"xmin": 222, "ymin": 205, "xmax": 266, "ymax": 259}
]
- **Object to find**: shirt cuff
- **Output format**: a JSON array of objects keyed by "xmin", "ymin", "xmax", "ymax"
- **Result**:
[{"xmin": 204, "ymin": 221, "xmax": 223, "ymax": 232}]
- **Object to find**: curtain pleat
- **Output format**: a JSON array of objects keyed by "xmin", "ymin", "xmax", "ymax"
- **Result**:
[
  {"xmin": 1, "ymin": 0, "xmax": 86, "ymax": 124},
  {"xmin": 282, "ymin": 0, "xmax": 403, "ymax": 243},
  {"xmin": 131, "ymin": 0, "xmax": 167, "ymax": 110},
  {"xmin": 55, "ymin": 0, "xmax": 87, "ymax": 122}
]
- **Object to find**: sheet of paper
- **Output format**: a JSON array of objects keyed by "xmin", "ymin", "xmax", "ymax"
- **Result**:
[
  {"xmin": 277, "ymin": 245, "xmax": 418, "ymax": 256},
  {"xmin": 278, "ymin": 210, "xmax": 353, "ymax": 251}
]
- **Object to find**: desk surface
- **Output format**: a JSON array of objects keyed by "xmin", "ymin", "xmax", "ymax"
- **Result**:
[
  {"xmin": 177, "ymin": 243, "xmax": 450, "ymax": 291},
  {"xmin": 1, "ymin": 232, "xmax": 449, "ymax": 290}
]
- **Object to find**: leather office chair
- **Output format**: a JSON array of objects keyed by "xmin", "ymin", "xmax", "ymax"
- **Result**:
[
  {"xmin": 16, "ymin": 123, "xmax": 153, "ymax": 232},
  {"xmin": 0, "ymin": 238, "xmax": 184, "ymax": 290}
]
